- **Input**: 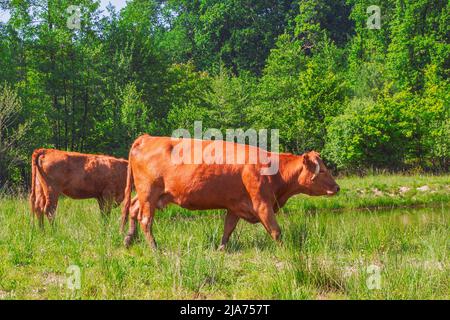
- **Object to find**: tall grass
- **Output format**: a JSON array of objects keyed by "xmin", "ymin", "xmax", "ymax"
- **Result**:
[{"xmin": 0, "ymin": 175, "xmax": 448, "ymax": 299}]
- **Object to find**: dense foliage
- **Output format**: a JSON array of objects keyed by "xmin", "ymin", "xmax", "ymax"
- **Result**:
[{"xmin": 0, "ymin": 0, "xmax": 448, "ymax": 189}]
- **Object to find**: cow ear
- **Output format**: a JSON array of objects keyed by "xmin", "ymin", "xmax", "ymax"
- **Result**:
[{"xmin": 303, "ymin": 154, "xmax": 311, "ymax": 167}]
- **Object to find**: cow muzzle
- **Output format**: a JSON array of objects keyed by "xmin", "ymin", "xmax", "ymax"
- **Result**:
[{"xmin": 327, "ymin": 185, "xmax": 340, "ymax": 195}]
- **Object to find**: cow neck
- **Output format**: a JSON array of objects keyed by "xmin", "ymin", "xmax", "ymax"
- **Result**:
[{"xmin": 276, "ymin": 153, "xmax": 304, "ymax": 197}]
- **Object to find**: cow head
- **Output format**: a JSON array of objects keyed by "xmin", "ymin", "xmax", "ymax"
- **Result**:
[{"xmin": 299, "ymin": 151, "xmax": 340, "ymax": 196}]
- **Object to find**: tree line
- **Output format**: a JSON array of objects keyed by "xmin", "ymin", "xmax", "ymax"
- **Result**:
[{"xmin": 0, "ymin": 0, "xmax": 448, "ymax": 190}]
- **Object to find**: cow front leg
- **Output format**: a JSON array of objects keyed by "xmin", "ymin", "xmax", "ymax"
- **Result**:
[
  {"xmin": 97, "ymin": 196, "xmax": 113, "ymax": 216},
  {"xmin": 218, "ymin": 211, "xmax": 240, "ymax": 251},
  {"xmin": 257, "ymin": 204, "xmax": 282, "ymax": 243}
]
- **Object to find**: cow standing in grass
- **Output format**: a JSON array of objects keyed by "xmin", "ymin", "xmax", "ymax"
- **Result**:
[
  {"xmin": 122, "ymin": 135, "xmax": 340, "ymax": 250},
  {"xmin": 30, "ymin": 148, "xmax": 139, "ymax": 227}
]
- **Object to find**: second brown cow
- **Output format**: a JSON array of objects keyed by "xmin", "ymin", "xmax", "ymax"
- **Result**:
[{"xmin": 30, "ymin": 148, "xmax": 139, "ymax": 227}]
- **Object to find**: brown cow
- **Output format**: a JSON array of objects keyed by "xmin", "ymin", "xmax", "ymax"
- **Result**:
[
  {"xmin": 122, "ymin": 135, "xmax": 340, "ymax": 250},
  {"xmin": 30, "ymin": 148, "xmax": 139, "ymax": 227}
]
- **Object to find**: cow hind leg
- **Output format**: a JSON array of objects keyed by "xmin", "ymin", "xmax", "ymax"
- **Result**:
[
  {"xmin": 32, "ymin": 195, "xmax": 45, "ymax": 229},
  {"xmin": 36, "ymin": 198, "xmax": 46, "ymax": 229},
  {"xmin": 218, "ymin": 211, "xmax": 240, "ymax": 251},
  {"xmin": 124, "ymin": 204, "xmax": 138, "ymax": 247},
  {"xmin": 135, "ymin": 187, "xmax": 162, "ymax": 250},
  {"xmin": 121, "ymin": 196, "xmax": 139, "ymax": 234},
  {"xmin": 43, "ymin": 191, "xmax": 59, "ymax": 225},
  {"xmin": 31, "ymin": 181, "xmax": 46, "ymax": 228},
  {"xmin": 34, "ymin": 206, "xmax": 45, "ymax": 229},
  {"xmin": 120, "ymin": 212, "xmax": 127, "ymax": 234},
  {"xmin": 139, "ymin": 199, "xmax": 158, "ymax": 250},
  {"xmin": 124, "ymin": 192, "xmax": 155, "ymax": 248}
]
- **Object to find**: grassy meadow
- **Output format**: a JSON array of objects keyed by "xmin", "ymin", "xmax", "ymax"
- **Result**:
[{"xmin": 0, "ymin": 174, "xmax": 449, "ymax": 300}]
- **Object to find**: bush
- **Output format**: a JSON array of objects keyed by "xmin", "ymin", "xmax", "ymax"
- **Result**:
[{"xmin": 324, "ymin": 88, "xmax": 417, "ymax": 171}]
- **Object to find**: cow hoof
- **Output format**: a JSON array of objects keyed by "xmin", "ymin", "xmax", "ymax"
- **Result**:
[
  {"xmin": 218, "ymin": 244, "xmax": 226, "ymax": 251},
  {"xmin": 124, "ymin": 236, "xmax": 133, "ymax": 248}
]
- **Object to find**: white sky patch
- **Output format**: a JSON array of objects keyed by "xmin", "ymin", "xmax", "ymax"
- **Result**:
[
  {"xmin": 100, "ymin": 0, "xmax": 128, "ymax": 14},
  {"xmin": 0, "ymin": 0, "xmax": 128, "ymax": 23},
  {"xmin": 0, "ymin": 9, "xmax": 10, "ymax": 23}
]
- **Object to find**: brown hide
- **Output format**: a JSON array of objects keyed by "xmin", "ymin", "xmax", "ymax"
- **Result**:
[
  {"xmin": 29, "ymin": 148, "xmax": 139, "ymax": 227},
  {"xmin": 122, "ymin": 135, "xmax": 339, "ymax": 249}
]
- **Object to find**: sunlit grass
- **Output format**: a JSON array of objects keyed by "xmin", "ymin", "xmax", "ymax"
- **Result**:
[{"xmin": 0, "ymin": 174, "xmax": 449, "ymax": 299}]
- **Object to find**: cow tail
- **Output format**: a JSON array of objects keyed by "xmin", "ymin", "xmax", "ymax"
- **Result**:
[
  {"xmin": 122, "ymin": 150, "xmax": 134, "ymax": 223},
  {"xmin": 29, "ymin": 149, "xmax": 45, "ymax": 214}
]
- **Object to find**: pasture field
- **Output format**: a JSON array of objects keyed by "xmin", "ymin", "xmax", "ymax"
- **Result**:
[{"xmin": 0, "ymin": 174, "xmax": 449, "ymax": 300}]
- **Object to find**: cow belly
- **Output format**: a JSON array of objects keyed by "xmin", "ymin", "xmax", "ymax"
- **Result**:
[
  {"xmin": 60, "ymin": 176, "xmax": 104, "ymax": 199},
  {"xmin": 169, "ymin": 187, "xmax": 255, "ymax": 213},
  {"xmin": 172, "ymin": 194, "xmax": 227, "ymax": 210},
  {"xmin": 62, "ymin": 187, "xmax": 98, "ymax": 199},
  {"xmin": 239, "ymin": 213, "xmax": 260, "ymax": 224},
  {"xmin": 164, "ymin": 170, "xmax": 247, "ymax": 209},
  {"xmin": 175, "ymin": 196, "xmax": 259, "ymax": 223}
]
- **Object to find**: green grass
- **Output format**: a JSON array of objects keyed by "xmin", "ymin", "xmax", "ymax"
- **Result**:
[{"xmin": 0, "ymin": 174, "xmax": 449, "ymax": 299}]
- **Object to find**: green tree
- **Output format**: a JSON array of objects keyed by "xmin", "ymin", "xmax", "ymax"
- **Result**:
[
  {"xmin": 386, "ymin": 0, "xmax": 449, "ymax": 91},
  {"xmin": 0, "ymin": 84, "xmax": 29, "ymax": 189},
  {"xmin": 205, "ymin": 66, "xmax": 254, "ymax": 130},
  {"xmin": 250, "ymin": 34, "xmax": 347, "ymax": 153},
  {"xmin": 121, "ymin": 82, "xmax": 155, "ymax": 143},
  {"xmin": 160, "ymin": 0, "xmax": 298, "ymax": 74}
]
